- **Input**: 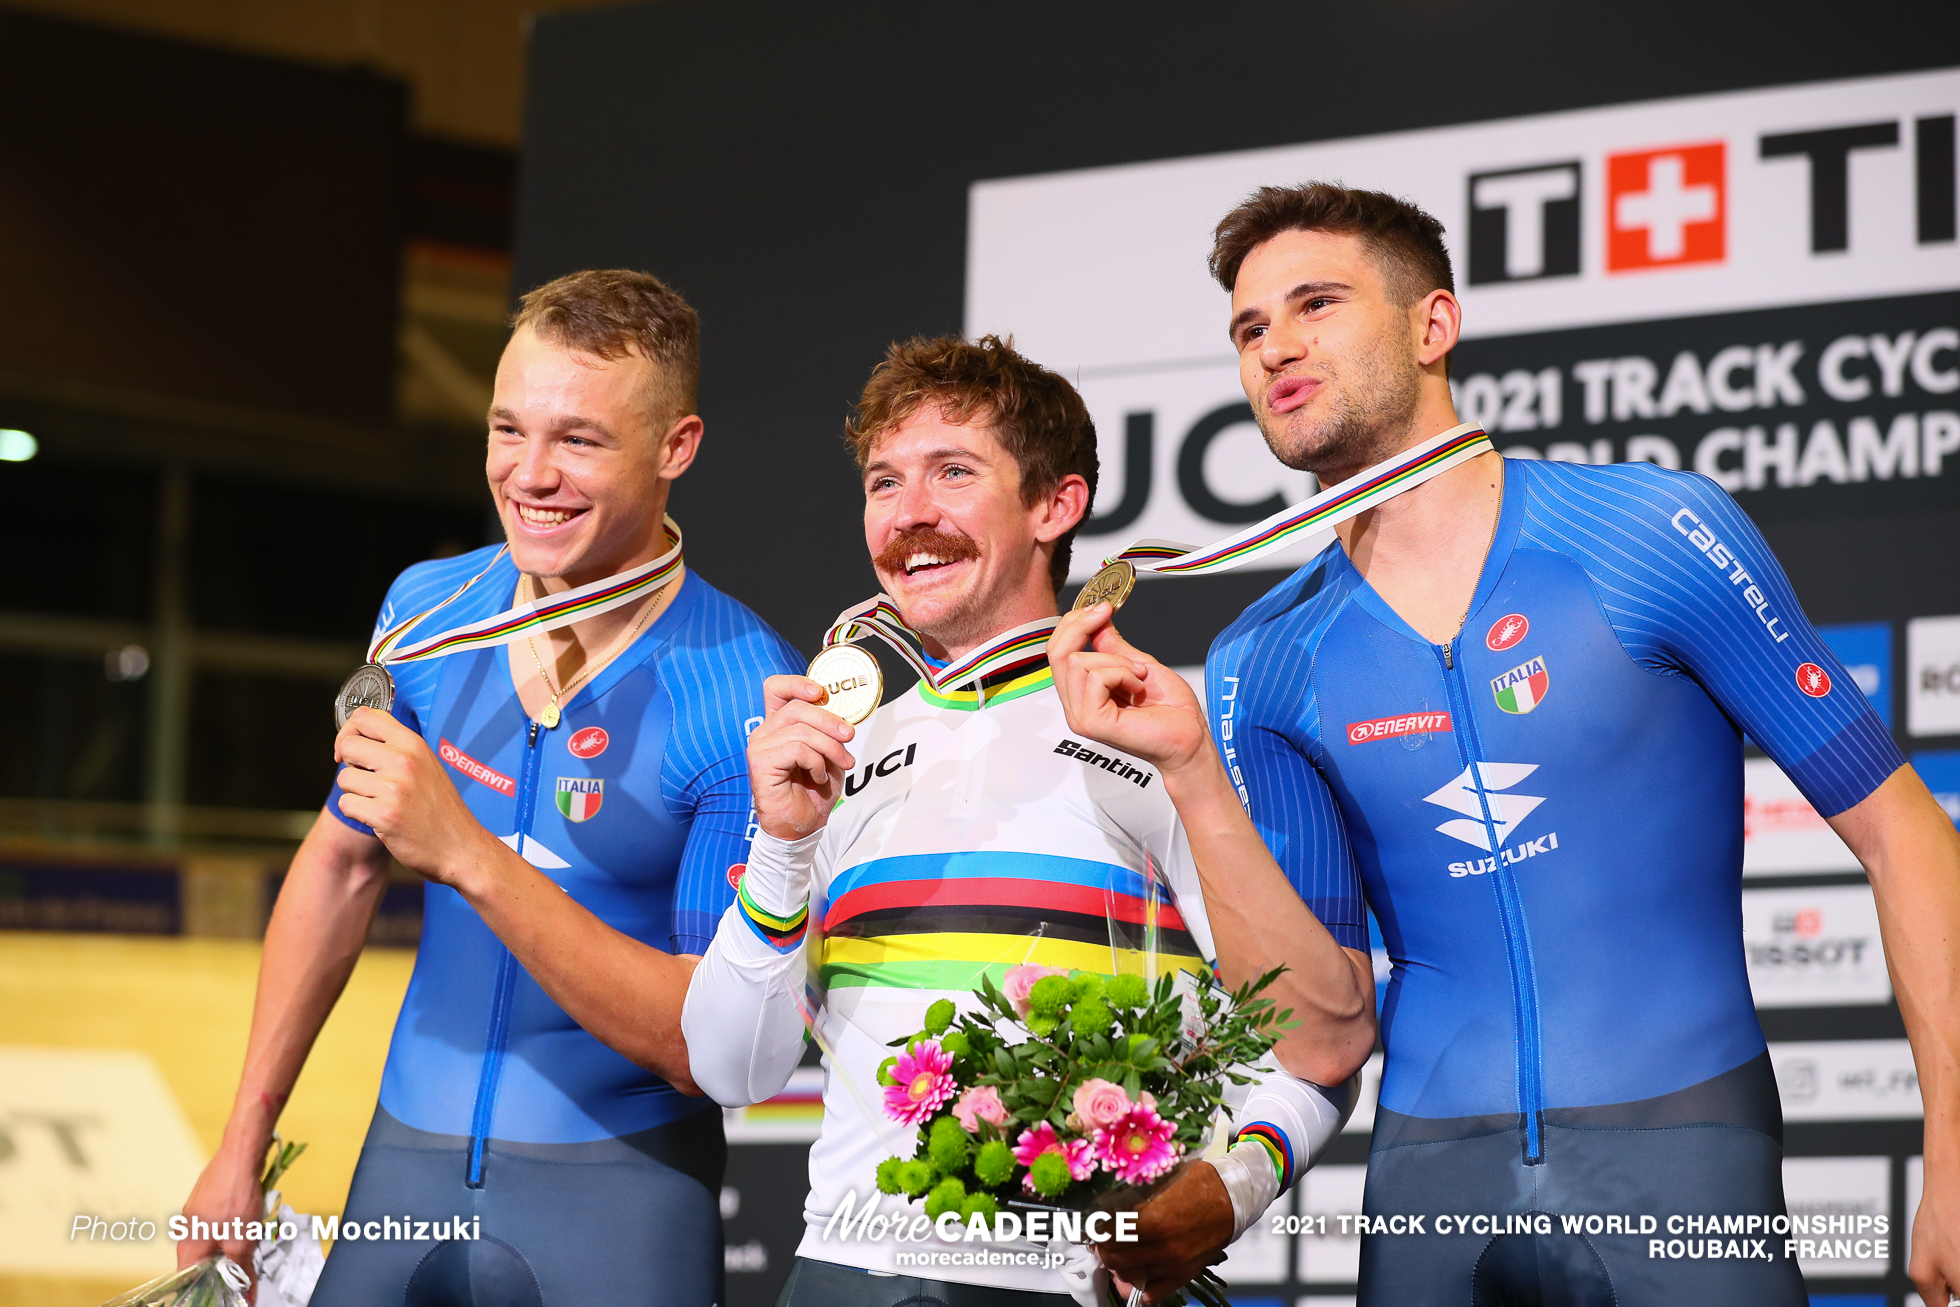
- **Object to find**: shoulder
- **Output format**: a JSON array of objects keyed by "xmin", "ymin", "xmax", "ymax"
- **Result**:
[
  {"xmin": 376, "ymin": 543, "xmax": 510, "ymax": 628},
  {"xmin": 658, "ymin": 570, "xmax": 805, "ymax": 678},
  {"xmin": 1514, "ymin": 456, "xmax": 1741, "ymax": 534},
  {"xmin": 1208, "ymin": 542, "xmax": 1355, "ymax": 669}
]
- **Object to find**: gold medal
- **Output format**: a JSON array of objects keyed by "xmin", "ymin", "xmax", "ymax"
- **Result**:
[
  {"xmin": 1071, "ymin": 560, "xmax": 1136, "ymax": 612},
  {"xmin": 538, "ymin": 701, "xmax": 561, "ymax": 730},
  {"xmin": 807, "ymin": 644, "xmax": 883, "ymax": 725}
]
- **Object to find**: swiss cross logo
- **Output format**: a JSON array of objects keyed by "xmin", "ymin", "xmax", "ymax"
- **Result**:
[
  {"xmin": 1606, "ymin": 142, "xmax": 1725, "ymax": 272},
  {"xmin": 1796, "ymin": 662, "xmax": 1833, "ymax": 698}
]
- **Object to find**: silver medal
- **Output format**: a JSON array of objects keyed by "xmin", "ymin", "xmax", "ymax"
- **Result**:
[{"xmin": 334, "ymin": 662, "xmax": 396, "ymax": 729}]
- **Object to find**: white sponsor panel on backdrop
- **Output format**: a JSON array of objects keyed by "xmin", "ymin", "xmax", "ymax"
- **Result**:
[
  {"xmin": 1295, "ymin": 1164, "xmax": 1367, "ymax": 1284},
  {"xmin": 1742, "ymin": 757, "xmax": 1861, "ymax": 874},
  {"xmin": 1780, "ymin": 1156, "xmax": 1891, "ymax": 1277},
  {"xmin": 0, "ymin": 1046, "xmax": 206, "ymax": 1278},
  {"xmin": 1771, "ymin": 1039, "xmax": 1923, "ymax": 1121},
  {"xmin": 1741, "ymin": 884, "xmax": 1890, "ymax": 1007},
  {"xmin": 1908, "ymin": 614, "xmax": 1960, "ymax": 737},
  {"xmin": 968, "ymin": 68, "xmax": 1960, "ymax": 581}
]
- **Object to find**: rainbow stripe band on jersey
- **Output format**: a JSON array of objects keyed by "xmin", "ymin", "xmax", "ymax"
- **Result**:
[
  {"xmin": 1232, "ymin": 1121, "xmax": 1296, "ymax": 1193},
  {"xmin": 816, "ymin": 850, "xmax": 1208, "ymax": 992},
  {"xmin": 821, "ymin": 599, "xmax": 1058, "ymax": 704},
  {"xmin": 739, "ymin": 878, "xmax": 809, "ymax": 953},
  {"xmin": 366, "ymin": 516, "xmax": 686, "ymax": 666},
  {"xmin": 1103, "ymin": 424, "xmax": 1492, "ymax": 577}
]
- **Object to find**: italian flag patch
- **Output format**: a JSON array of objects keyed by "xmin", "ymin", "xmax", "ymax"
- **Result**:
[
  {"xmin": 1491, "ymin": 656, "xmax": 1549, "ymax": 715},
  {"xmin": 555, "ymin": 776, "xmax": 604, "ymax": 822}
]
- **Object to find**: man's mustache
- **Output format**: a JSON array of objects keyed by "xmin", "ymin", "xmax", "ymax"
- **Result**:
[{"xmin": 873, "ymin": 529, "xmax": 981, "ymax": 576}]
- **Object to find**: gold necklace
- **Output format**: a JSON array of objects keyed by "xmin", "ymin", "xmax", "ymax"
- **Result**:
[{"xmin": 520, "ymin": 575, "xmax": 667, "ymax": 728}]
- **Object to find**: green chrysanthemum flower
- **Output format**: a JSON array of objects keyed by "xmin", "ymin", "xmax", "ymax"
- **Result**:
[
  {"xmin": 875, "ymin": 1157, "xmax": 905, "ymax": 1195},
  {"xmin": 973, "ymin": 1138, "xmax": 1015, "ymax": 1187},
  {"xmin": 928, "ymin": 1115, "xmax": 970, "ymax": 1173},
  {"xmin": 1029, "ymin": 1151, "xmax": 1071, "ymax": 1197},
  {"xmin": 923, "ymin": 998, "xmax": 956, "ymax": 1035},
  {"xmin": 1105, "ymin": 973, "xmax": 1150, "ymax": 1010},
  {"xmin": 939, "ymin": 1031, "xmax": 969, "ymax": 1060},
  {"xmin": 876, "ymin": 1056, "xmax": 899, "ymax": 1087},
  {"xmin": 1027, "ymin": 1014, "xmax": 1060, "ymax": 1038},
  {"xmin": 1068, "ymin": 996, "xmax": 1113, "ymax": 1036},
  {"xmin": 896, "ymin": 1160, "xmax": 933, "ymax": 1197},
  {"xmin": 1069, "ymin": 972, "xmax": 1106, "ymax": 1003},
  {"xmin": 924, "ymin": 1176, "xmax": 967, "ymax": 1219},
  {"xmin": 1028, "ymin": 975, "xmax": 1073, "ymax": 1018},
  {"xmin": 960, "ymin": 1192, "xmax": 999, "ymax": 1222}
]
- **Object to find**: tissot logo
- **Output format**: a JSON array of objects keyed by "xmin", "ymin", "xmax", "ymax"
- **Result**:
[
  {"xmin": 1467, "ymin": 162, "xmax": 1580, "ymax": 285},
  {"xmin": 1607, "ymin": 142, "xmax": 1726, "ymax": 272}
]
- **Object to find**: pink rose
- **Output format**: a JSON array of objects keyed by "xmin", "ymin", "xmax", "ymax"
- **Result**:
[
  {"xmin": 1070, "ymin": 1077, "xmax": 1133, "ymax": 1131},
  {"xmin": 1001, "ymin": 963, "xmax": 1069, "ymax": 1019},
  {"xmin": 952, "ymin": 1085, "xmax": 1008, "ymax": 1133}
]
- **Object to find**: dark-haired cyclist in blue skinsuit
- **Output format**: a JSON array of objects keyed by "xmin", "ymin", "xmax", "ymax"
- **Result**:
[
  {"xmin": 178, "ymin": 271, "xmax": 802, "ymax": 1306},
  {"xmin": 1055, "ymin": 185, "xmax": 1960, "ymax": 1305}
]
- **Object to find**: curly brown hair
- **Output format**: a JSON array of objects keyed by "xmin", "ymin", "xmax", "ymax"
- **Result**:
[
  {"xmin": 846, "ymin": 335, "xmax": 1097, "ymax": 593},
  {"xmin": 510, "ymin": 268, "xmax": 700, "ymax": 426}
]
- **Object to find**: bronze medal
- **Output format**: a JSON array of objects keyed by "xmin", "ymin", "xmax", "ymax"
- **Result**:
[
  {"xmin": 1071, "ymin": 560, "xmax": 1136, "ymax": 612},
  {"xmin": 807, "ymin": 644, "xmax": 882, "ymax": 725},
  {"xmin": 334, "ymin": 662, "xmax": 396, "ymax": 729}
]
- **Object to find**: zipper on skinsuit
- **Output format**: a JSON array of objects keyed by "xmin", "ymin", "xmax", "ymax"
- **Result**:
[
  {"xmin": 466, "ymin": 716, "xmax": 548, "ymax": 1186},
  {"xmin": 1435, "ymin": 638, "xmax": 1547, "ymax": 1165}
]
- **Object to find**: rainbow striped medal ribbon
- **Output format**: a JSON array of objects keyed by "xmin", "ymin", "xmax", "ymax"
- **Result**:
[
  {"xmin": 1070, "ymin": 423, "xmax": 1493, "ymax": 610},
  {"xmin": 811, "ymin": 600, "xmax": 1059, "ymax": 721},
  {"xmin": 331, "ymin": 515, "xmax": 686, "ymax": 729}
]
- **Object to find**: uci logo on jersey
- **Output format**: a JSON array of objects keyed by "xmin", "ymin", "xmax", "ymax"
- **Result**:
[{"xmin": 843, "ymin": 743, "xmax": 918, "ymax": 798}]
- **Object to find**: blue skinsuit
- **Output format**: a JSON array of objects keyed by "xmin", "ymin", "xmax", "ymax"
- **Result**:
[
  {"xmin": 1207, "ymin": 458, "xmax": 1902, "ymax": 1305},
  {"xmin": 312, "ymin": 546, "xmax": 802, "ymax": 1307}
]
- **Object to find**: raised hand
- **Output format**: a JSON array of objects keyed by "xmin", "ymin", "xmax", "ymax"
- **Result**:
[
  {"xmin": 748, "ymin": 673, "xmax": 857, "ymax": 840},
  {"xmin": 334, "ymin": 708, "xmax": 489, "ymax": 885},
  {"xmin": 1048, "ymin": 603, "xmax": 1211, "ymax": 777}
]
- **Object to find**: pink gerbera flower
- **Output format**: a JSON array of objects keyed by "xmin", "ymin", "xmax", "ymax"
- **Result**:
[
  {"xmin": 882, "ymin": 1041, "xmax": 955, "ymax": 1127},
  {"xmin": 1095, "ymin": 1103, "xmax": 1180, "ymax": 1184},
  {"xmin": 1013, "ymin": 1122, "xmax": 1096, "ymax": 1192}
]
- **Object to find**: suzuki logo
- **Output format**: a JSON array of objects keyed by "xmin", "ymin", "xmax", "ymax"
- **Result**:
[{"xmin": 1424, "ymin": 762, "xmax": 1546, "ymax": 850}]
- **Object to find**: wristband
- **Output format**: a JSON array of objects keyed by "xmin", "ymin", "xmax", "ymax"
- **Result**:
[
  {"xmin": 736, "ymin": 829, "xmax": 820, "ymax": 951},
  {"xmin": 1211, "ymin": 1142, "xmax": 1282, "ymax": 1241}
]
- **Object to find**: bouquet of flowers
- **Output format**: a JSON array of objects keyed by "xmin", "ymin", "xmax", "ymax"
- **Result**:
[
  {"xmin": 101, "ymin": 1138, "xmax": 322, "ymax": 1307},
  {"xmin": 873, "ymin": 963, "xmax": 1292, "ymax": 1307}
]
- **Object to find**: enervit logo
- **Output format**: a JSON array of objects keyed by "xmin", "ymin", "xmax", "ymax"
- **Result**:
[
  {"xmin": 568, "ymin": 726, "xmax": 609, "ymax": 758},
  {"xmin": 1486, "ymin": 613, "xmax": 1530, "ymax": 652},
  {"xmin": 1796, "ymin": 662, "xmax": 1833, "ymax": 697},
  {"xmin": 1347, "ymin": 712, "xmax": 1453, "ymax": 745},
  {"xmin": 1607, "ymin": 142, "xmax": 1726, "ymax": 271},
  {"xmin": 1424, "ymin": 762, "xmax": 1546, "ymax": 850},
  {"xmin": 440, "ymin": 739, "xmax": 515, "ymax": 796}
]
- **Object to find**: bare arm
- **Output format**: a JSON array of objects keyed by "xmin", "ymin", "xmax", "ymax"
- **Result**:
[
  {"xmin": 1048, "ymin": 606, "xmax": 1376, "ymax": 1085},
  {"xmin": 334, "ymin": 708, "xmax": 703, "ymax": 1092},
  {"xmin": 1827, "ymin": 765, "xmax": 1960, "ymax": 1306},
  {"xmin": 177, "ymin": 808, "xmax": 391, "ymax": 1271}
]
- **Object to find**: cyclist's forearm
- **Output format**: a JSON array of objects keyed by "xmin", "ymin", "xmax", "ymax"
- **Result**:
[{"xmin": 219, "ymin": 810, "xmax": 391, "ymax": 1160}]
